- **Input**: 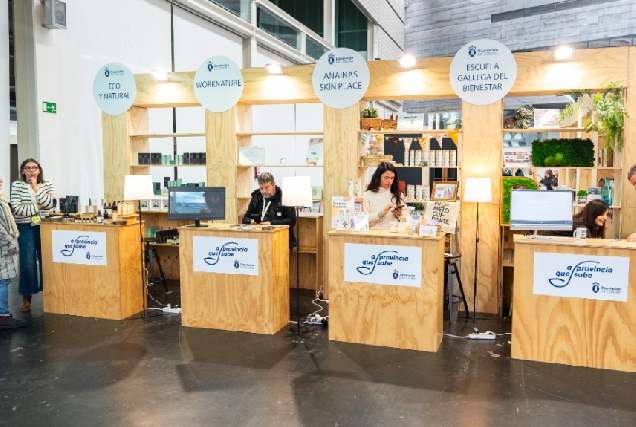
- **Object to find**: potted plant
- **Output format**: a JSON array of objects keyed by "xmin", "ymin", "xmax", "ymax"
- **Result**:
[
  {"xmin": 576, "ymin": 190, "xmax": 587, "ymax": 205},
  {"xmin": 360, "ymin": 108, "xmax": 381, "ymax": 131},
  {"xmin": 558, "ymin": 82, "xmax": 629, "ymax": 163}
]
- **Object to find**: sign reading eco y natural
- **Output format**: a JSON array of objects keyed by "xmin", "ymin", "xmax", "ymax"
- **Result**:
[
  {"xmin": 194, "ymin": 56, "xmax": 243, "ymax": 112},
  {"xmin": 450, "ymin": 39, "xmax": 517, "ymax": 105},
  {"xmin": 312, "ymin": 48, "xmax": 370, "ymax": 109},
  {"xmin": 93, "ymin": 63, "xmax": 137, "ymax": 115}
]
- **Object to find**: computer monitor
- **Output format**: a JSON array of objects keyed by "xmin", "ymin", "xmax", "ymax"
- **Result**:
[
  {"xmin": 168, "ymin": 187, "xmax": 225, "ymax": 227},
  {"xmin": 510, "ymin": 190, "xmax": 573, "ymax": 236}
]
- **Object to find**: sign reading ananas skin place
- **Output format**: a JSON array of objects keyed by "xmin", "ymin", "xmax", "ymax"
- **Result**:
[
  {"xmin": 312, "ymin": 48, "xmax": 370, "ymax": 109},
  {"xmin": 193, "ymin": 236, "xmax": 258, "ymax": 276},
  {"xmin": 193, "ymin": 56, "xmax": 243, "ymax": 112},
  {"xmin": 52, "ymin": 230, "xmax": 107, "ymax": 266},
  {"xmin": 93, "ymin": 63, "xmax": 137, "ymax": 115},
  {"xmin": 534, "ymin": 252, "xmax": 630, "ymax": 302},
  {"xmin": 450, "ymin": 39, "xmax": 517, "ymax": 106},
  {"xmin": 344, "ymin": 243, "xmax": 422, "ymax": 287}
]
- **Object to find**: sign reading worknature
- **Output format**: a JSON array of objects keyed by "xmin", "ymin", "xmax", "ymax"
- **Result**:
[
  {"xmin": 534, "ymin": 252, "xmax": 630, "ymax": 302},
  {"xmin": 312, "ymin": 48, "xmax": 370, "ymax": 109},
  {"xmin": 92, "ymin": 63, "xmax": 137, "ymax": 115},
  {"xmin": 193, "ymin": 236, "xmax": 258, "ymax": 276},
  {"xmin": 52, "ymin": 230, "xmax": 107, "ymax": 266},
  {"xmin": 449, "ymin": 39, "xmax": 517, "ymax": 106},
  {"xmin": 193, "ymin": 56, "xmax": 243, "ymax": 112},
  {"xmin": 344, "ymin": 243, "xmax": 422, "ymax": 287}
]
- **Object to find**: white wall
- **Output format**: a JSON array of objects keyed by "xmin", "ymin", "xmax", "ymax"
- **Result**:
[
  {"xmin": 0, "ymin": 0, "xmax": 9, "ymax": 184},
  {"xmin": 26, "ymin": 0, "xmax": 302, "ymax": 206}
]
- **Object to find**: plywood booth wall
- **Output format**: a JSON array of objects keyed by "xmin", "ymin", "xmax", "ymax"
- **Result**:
[{"xmin": 103, "ymin": 46, "xmax": 636, "ymax": 314}]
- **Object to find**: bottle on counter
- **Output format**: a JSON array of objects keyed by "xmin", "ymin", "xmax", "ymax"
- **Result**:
[
  {"xmin": 111, "ymin": 201, "xmax": 118, "ymax": 222},
  {"xmin": 96, "ymin": 210, "xmax": 103, "ymax": 224}
]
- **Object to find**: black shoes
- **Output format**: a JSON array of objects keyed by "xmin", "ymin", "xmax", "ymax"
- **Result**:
[{"xmin": 0, "ymin": 315, "xmax": 27, "ymax": 329}]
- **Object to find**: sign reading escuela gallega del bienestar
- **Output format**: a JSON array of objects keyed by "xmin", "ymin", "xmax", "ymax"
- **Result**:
[
  {"xmin": 450, "ymin": 39, "xmax": 517, "ymax": 106},
  {"xmin": 534, "ymin": 252, "xmax": 630, "ymax": 302},
  {"xmin": 344, "ymin": 243, "xmax": 422, "ymax": 287}
]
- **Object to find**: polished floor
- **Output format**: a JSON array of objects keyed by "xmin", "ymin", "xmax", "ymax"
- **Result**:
[{"xmin": 1, "ymin": 280, "xmax": 635, "ymax": 427}]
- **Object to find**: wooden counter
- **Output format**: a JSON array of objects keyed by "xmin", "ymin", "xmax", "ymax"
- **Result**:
[
  {"xmin": 512, "ymin": 235, "xmax": 636, "ymax": 372},
  {"xmin": 179, "ymin": 225, "xmax": 289, "ymax": 334},
  {"xmin": 41, "ymin": 221, "xmax": 143, "ymax": 320},
  {"xmin": 327, "ymin": 230, "xmax": 445, "ymax": 352}
]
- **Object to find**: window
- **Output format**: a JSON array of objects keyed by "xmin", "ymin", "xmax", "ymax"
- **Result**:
[
  {"xmin": 271, "ymin": 0, "xmax": 324, "ymax": 37},
  {"xmin": 335, "ymin": 0, "xmax": 368, "ymax": 54}
]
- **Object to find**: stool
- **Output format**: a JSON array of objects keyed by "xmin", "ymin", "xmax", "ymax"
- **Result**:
[
  {"xmin": 444, "ymin": 253, "xmax": 469, "ymax": 321},
  {"xmin": 144, "ymin": 241, "xmax": 169, "ymax": 296}
]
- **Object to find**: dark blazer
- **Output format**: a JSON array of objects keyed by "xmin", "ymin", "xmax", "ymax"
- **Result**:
[{"xmin": 242, "ymin": 186, "xmax": 297, "ymax": 250}]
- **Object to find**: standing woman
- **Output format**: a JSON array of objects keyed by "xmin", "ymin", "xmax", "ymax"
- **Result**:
[
  {"xmin": 363, "ymin": 162, "xmax": 407, "ymax": 230},
  {"xmin": 0, "ymin": 177, "xmax": 26, "ymax": 328},
  {"xmin": 10, "ymin": 159, "xmax": 55, "ymax": 312}
]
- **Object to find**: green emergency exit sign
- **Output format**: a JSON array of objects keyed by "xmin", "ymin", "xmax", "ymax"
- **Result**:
[{"xmin": 42, "ymin": 102, "xmax": 57, "ymax": 114}]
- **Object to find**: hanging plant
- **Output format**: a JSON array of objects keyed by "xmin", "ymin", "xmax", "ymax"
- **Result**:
[{"xmin": 558, "ymin": 82, "xmax": 629, "ymax": 152}]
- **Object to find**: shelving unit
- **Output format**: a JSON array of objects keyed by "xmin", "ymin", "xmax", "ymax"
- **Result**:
[
  {"xmin": 130, "ymin": 133, "xmax": 205, "ymax": 138},
  {"xmin": 237, "ymin": 131, "xmax": 323, "ymax": 136}
]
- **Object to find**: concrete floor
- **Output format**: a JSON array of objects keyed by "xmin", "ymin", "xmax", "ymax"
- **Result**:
[{"xmin": 1, "ymin": 280, "xmax": 635, "ymax": 427}]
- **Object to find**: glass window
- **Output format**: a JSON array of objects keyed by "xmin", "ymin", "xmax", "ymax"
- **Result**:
[
  {"xmin": 257, "ymin": 5, "xmax": 299, "ymax": 50},
  {"xmin": 335, "ymin": 0, "xmax": 367, "ymax": 53},
  {"xmin": 270, "ymin": 0, "xmax": 324, "ymax": 37}
]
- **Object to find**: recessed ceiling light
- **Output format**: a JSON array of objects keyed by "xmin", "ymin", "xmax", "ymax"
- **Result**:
[
  {"xmin": 554, "ymin": 47, "xmax": 573, "ymax": 60},
  {"xmin": 152, "ymin": 69, "xmax": 168, "ymax": 81},
  {"xmin": 399, "ymin": 55, "xmax": 416, "ymax": 68},
  {"xmin": 266, "ymin": 63, "xmax": 283, "ymax": 74}
]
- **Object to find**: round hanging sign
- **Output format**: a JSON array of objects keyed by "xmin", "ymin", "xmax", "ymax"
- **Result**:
[
  {"xmin": 449, "ymin": 39, "xmax": 517, "ymax": 106},
  {"xmin": 193, "ymin": 56, "xmax": 243, "ymax": 112},
  {"xmin": 312, "ymin": 48, "xmax": 370, "ymax": 109},
  {"xmin": 92, "ymin": 62, "xmax": 137, "ymax": 115}
]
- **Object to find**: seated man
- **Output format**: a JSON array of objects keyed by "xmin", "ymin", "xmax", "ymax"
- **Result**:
[{"xmin": 242, "ymin": 172, "xmax": 297, "ymax": 250}]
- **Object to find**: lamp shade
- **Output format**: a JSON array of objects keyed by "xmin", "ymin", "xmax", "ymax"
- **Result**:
[
  {"xmin": 282, "ymin": 176, "xmax": 313, "ymax": 207},
  {"xmin": 463, "ymin": 177, "xmax": 492, "ymax": 203},
  {"xmin": 123, "ymin": 175, "xmax": 154, "ymax": 200}
]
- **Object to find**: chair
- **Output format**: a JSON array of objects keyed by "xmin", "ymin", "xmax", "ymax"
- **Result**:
[{"xmin": 444, "ymin": 253, "xmax": 469, "ymax": 321}]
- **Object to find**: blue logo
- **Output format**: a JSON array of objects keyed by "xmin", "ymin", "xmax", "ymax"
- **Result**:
[
  {"xmin": 392, "ymin": 270, "xmax": 398, "ymax": 280},
  {"xmin": 204, "ymin": 242, "xmax": 249, "ymax": 266},
  {"xmin": 104, "ymin": 67, "xmax": 110, "ymax": 77},
  {"xmin": 468, "ymin": 46, "xmax": 477, "ymax": 57},
  {"xmin": 61, "ymin": 235, "xmax": 97, "ymax": 257},
  {"xmin": 592, "ymin": 283, "xmax": 600, "ymax": 293},
  {"xmin": 328, "ymin": 54, "xmax": 335, "ymax": 65},
  {"xmin": 234, "ymin": 260, "xmax": 239, "ymax": 269},
  {"xmin": 548, "ymin": 260, "xmax": 616, "ymax": 288},
  {"xmin": 86, "ymin": 251, "xmax": 91, "ymax": 260},
  {"xmin": 208, "ymin": 61, "xmax": 213, "ymax": 72}
]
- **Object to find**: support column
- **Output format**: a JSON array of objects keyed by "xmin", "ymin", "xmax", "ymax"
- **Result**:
[
  {"xmin": 460, "ymin": 100, "xmax": 503, "ymax": 314},
  {"xmin": 323, "ymin": 0, "xmax": 334, "ymax": 45},
  {"xmin": 0, "ymin": 0, "xmax": 9, "ymax": 181},
  {"xmin": 621, "ymin": 47, "xmax": 636, "ymax": 237},
  {"xmin": 322, "ymin": 104, "xmax": 360, "ymax": 297}
]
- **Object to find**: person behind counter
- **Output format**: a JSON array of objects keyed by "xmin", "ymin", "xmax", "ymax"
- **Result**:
[
  {"xmin": 542, "ymin": 199, "xmax": 609, "ymax": 238},
  {"xmin": 242, "ymin": 172, "xmax": 297, "ymax": 250},
  {"xmin": 363, "ymin": 162, "xmax": 407, "ymax": 230},
  {"xmin": 10, "ymin": 159, "xmax": 55, "ymax": 312},
  {"xmin": 0, "ymin": 177, "xmax": 26, "ymax": 328}
]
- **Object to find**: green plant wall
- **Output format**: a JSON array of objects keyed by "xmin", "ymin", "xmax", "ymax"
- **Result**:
[
  {"xmin": 501, "ymin": 177, "xmax": 539, "ymax": 224},
  {"xmin": 531, "ymin": 138, "xmax": 595, "ymax": 167}
]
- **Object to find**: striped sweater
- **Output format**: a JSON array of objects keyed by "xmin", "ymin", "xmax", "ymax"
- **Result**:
[{"xmin": 10, "ymin": 180, "xmax": 55, "ymax": 224}]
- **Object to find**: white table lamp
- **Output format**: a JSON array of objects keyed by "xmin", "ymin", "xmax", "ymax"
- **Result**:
[
  {"xmin": 281, "ymin": 176, "xmax": 313, "ymax": 338},
  {"xmin": 123, "ymin": 175, "xmax": 154, "ymax": 201},
  {"xmin": 463, "ymin": 177, "xmax": 492, "ymax": 316}
]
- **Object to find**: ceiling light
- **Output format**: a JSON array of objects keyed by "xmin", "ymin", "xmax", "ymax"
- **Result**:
[
  {"xmin": 266, "ymin": 63, "xmax": 283, "ymax": 74},
  {"xmin": 554, "ymin": 47, "xmax": 573, "ymax": 60},
  {"xmin": 399, "ymin": 55, "xmax": 416, "ymax": 68},
  {"xmin": 152, "ymin": 69, "xmax": 168, "ymax": 81}
]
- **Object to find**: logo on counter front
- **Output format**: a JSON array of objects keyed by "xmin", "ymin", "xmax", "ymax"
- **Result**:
[
  {"xmin": 61, "ymin": 235, "xmax": 99, "ymax": 257},
  {"xmin": 549, "ymin": 260, "xmax": 615, "ymax": 288},
  {"xmin": 204, "ymin": 241, "xmax": 255, "ymax": 270},
  {"xmin": 356, "ymin": 250, "xmax": 410, "ymax": 276}
]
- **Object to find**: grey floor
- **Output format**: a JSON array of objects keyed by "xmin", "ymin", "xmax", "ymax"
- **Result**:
[{"xmin": 1, "ymin": 279, "xmax": 635, "ymax": 427}]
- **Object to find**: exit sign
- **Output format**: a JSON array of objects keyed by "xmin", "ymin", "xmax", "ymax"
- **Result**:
[{"xmin": 42, "ymin": 101, "xmax": 57, "ymax": 114}]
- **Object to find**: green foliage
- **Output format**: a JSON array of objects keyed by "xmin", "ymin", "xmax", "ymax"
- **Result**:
[
  {"xmin": 361, "ymin": 108, "xmax": 379, "ymax": 118},
  {"xmin": 531, "ymin": 138, "xmax": 595, "ymax": 167},
  {"xmin": 501, "ymin": 178, "xmax": 539, "ymax": 224},
  {"xmin": 577, "ymin": 190, "xmax": 587, "ymax": 197}
]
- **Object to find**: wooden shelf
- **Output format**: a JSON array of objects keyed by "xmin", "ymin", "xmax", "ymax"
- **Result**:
[
  {"xmin": 359, "ymin": 165, "xmax": 460, "ymax": 169},
  {"xmin": 130, "ymin": 133, "xmax": 205, "ymax": 138},
  {"xmin": 149, "ymin": 242, "xmax": 179, "ymax": 247},
  {"xmin": 574, "ymin": 204, "xmax": 621, "ymax": 209},
  {"xmin": 503, "ymin": 166, "xmax": 622, "ymax": 170},
  {"xmin": 294, "ymin": 248, "xmax": 318, "ymax": 254},
  {"xmin": 236, "ymin": 131, "xmax": 323, "ymax": 136},
  {"xmin": 237, "ymin": 164, "xmax": 322, "ymax": 168},
  {"xmin": 130, "ymin": 164, "xmax": 205, "ymax": 168},
  {"xmin": 503, "ymin": 128, "xmax": 588, "ymax": 133},
  {"xmin": 364, "ymin": 129, "xmax": 461, "ymax": 135}
]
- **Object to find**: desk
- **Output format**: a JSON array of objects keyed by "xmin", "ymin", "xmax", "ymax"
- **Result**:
[
  {"xmin": 512, "ymin": 236, "xmax": 636, "ymax": 372},
  {"xmin": 327, "ymin": 230, "xmax": 445, "ymax": 352},
  {"xmin": 179, "ymin": 225, "xmax": 289, "ymax": 334},
  {"xmin": 41, "ymin": 221, "xmax": 143, "ymax": 320}
]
